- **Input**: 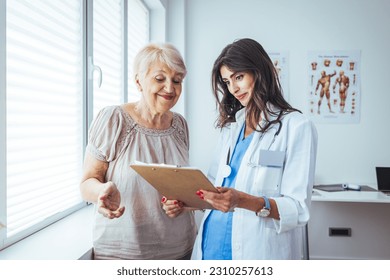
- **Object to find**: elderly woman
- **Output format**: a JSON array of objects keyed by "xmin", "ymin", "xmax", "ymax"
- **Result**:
[{"xmin": 80, "ymin": 43, "xmax": 196, "ymax": 260}]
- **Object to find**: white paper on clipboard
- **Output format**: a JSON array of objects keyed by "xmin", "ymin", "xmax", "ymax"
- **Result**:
[{"xmin": 130, "ymin": 163, "xmax": 218, "ymax": 209}]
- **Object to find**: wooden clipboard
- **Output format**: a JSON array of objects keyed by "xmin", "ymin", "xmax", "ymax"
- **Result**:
[{"xmin": 130, "ymin": 164, "xmax": 218, "ymax": 209}]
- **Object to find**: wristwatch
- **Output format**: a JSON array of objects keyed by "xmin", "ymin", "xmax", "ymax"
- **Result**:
[{"xmin": 256, "ymin": 196, "xmax": 271, "ymax": 217}]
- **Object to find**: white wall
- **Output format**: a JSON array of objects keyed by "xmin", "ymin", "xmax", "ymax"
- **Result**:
[{"xmin": 167, "ymin": 0, "xmax": 390, "ymax": 186}]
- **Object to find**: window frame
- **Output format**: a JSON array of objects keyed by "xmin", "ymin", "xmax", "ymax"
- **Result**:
[{"xmin": 0, "ymin": 0, "xmax": 7, "ymax": 249}]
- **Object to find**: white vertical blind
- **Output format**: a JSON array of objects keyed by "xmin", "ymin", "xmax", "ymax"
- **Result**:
[
  {"xmin": 6, "ymin": 0, "xmax": 84, "ymax": 238},
  {"xmin": 93, "ymin": 0, "xmax": 124, "ymax": 117},
  {"xmin": 127, "ymin": 0, "xmax": 149, "ymax": 102}
]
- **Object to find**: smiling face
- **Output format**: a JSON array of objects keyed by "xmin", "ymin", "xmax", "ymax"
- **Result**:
[
  {"xmin": 136, "ymin": 61, "xmax": 183, "ymax": 114},
  {"xmin": 220, "ymin": 65, "xmax": 255, "ymax": 107}
]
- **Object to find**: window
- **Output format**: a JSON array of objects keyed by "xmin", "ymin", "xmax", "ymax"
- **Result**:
[
  {"xmin": 127, "ymin": 0, "xmax": 149, "ymax": 102},
  {"xmin": 4, "ymin": 0, "xmax": 84, "ymax": 247},
  {"xmin": 92, "ymin": 0, "xmax": 124, "ymax": 117},
  {"xmin": 0, "ymin": 0, "xmax": 150, "ymax": 251}
]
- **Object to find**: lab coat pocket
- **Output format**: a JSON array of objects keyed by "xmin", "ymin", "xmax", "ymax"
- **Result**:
[
  {"xmin": 252, "ymin": 150, "xmax": 285, "ymax": 196},
  {"xmin": 254, "ymin": 166, "xmax": 282, "ymax": 196}
]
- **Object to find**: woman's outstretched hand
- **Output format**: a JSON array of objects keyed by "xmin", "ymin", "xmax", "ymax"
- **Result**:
[{"xmin": 97, "ymin": 181, "xmax": 125, "ymax": 219}]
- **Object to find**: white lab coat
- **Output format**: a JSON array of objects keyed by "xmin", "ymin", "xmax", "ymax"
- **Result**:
[{"xmin": 191, "ymin": 108, "xmax": 318, "ymax": 260}]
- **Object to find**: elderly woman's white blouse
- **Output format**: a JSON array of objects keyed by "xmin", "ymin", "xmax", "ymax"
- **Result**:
[{"xmin": 87, "ymin": 106, "xmax": 196, "ymax": 260}]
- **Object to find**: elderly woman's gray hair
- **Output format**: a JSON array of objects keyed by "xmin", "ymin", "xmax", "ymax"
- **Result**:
[{"xmin": 133, "ymin": 43, "xmax": 187, "ymax": 81}]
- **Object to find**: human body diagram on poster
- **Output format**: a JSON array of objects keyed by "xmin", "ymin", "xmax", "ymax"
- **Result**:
[
  {"xmin": 308, "ymin": 51, "xmax": 361, "ymax": 124},
  {"xmin": 269, "ymin": 51, "xmax": 289, "ymax": 100}
]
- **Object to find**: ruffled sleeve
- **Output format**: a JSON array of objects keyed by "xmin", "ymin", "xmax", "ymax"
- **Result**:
[{"xmin": 86, "ymin": 106, "xmax": 126, "ymax": 162}]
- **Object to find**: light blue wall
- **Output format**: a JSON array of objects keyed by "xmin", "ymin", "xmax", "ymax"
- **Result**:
[{"xmin": 167, "ymin": 0, "xmax": 390, "ymax": 186}]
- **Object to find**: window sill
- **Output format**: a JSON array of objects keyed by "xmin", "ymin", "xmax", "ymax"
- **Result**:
[{"xmin": 0, "ymin": 205, "xmax": 94, "ymax": 260}]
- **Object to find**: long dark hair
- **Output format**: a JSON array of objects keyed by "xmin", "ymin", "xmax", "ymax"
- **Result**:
[{"xmin": 212, "ymin": 38, "xmax": 300, "ymax": 131}]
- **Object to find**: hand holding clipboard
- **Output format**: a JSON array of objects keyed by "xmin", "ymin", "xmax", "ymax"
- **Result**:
[{"xmin": 130, "ymin": 163, "xmax": 219, "ymax": 209}]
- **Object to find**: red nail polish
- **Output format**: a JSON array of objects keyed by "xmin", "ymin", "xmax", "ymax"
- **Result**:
[
  {"xmin": 174, "ymin": 201, "xmax": 178, "ymax": 205},
  {"xmin": 161, "ymin": 197, "xmax": 167, "ymax": 203}
]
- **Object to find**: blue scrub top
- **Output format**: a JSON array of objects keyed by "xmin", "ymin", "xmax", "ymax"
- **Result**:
[{"xmin": 202, "ymin": 123, "xmax": 254, "ymax": 260}]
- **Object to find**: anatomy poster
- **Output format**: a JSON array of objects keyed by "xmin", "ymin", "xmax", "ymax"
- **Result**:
[
  {"xmin": 269, "ymin": 51, "xmax": 289, "ymax": 100},
  {"xmin": 307, "ymin": 50, "xmax": 361, "ymax": 123}
]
